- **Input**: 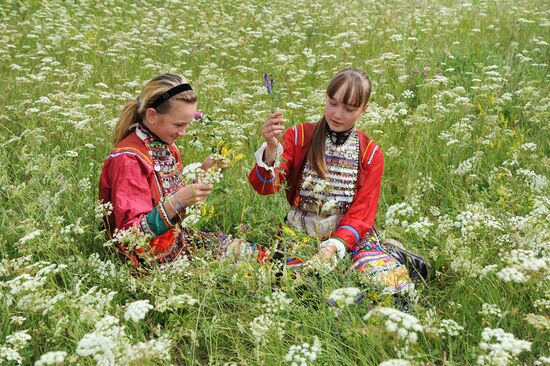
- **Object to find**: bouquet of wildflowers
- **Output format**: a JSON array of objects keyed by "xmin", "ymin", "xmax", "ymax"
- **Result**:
[{"xmin": 179, "ymin": 134, "xmax": 243, "ymax": 229}]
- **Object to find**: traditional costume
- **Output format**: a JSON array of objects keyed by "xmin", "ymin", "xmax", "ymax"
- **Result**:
[
  {"xmin": 99, "ymin": 123, "xmax": 237, "ymax": 267},
  {"xmin": 249, "ymin": 123, "xmax": 413, "ymax": 293}
]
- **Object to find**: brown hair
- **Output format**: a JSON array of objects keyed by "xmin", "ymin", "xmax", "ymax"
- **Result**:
[
  {"xmin": 113, "ymin": 73, "xmax": 198, "ymax": 144},
  {"xmin": 307, "ymin": 68, "xmax": 372, "ymax": 178}
]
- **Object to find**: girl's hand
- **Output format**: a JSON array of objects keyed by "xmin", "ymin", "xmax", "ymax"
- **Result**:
[
  {"xmin": 176, "ymin": 183, "xmax": 213, "ymax": 207},
  {"xmin": 317, "ymin": 245, "xmax": 338, "ymax": 262},
  {"xmin": 200, "ymin": 156, "xmax": 216, "ymax": 172},
  {"xmin": 262, "ymin": 112, "xmax": 286, "ymax": 149}
]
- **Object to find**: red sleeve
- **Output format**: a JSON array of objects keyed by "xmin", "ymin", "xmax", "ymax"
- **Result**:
[
  {"xmin": 248, "ymin": 126, "xmax": 297, "ymax": 195},
  {"xmin": 107, "ymin": 154, "xmax": 155, "ymax": 231},
  {"xmin": 331, "ymin": 147, "xmax": 384, "ymax": 250}
]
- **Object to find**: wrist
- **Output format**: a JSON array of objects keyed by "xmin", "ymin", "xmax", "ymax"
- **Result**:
[{"xmin": 172, "ymin": 193, "xmax": 186, "ymax": 212}]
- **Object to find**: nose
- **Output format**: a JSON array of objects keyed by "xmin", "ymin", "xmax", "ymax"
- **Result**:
[{"xmin": 177, "ymin": 127, "xmax": 187, "ymax": 136}]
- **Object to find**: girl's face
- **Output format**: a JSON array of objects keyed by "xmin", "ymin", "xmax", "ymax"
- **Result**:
[
  {"xmin": 146, "ymin": 100, "xmax": 197, "ymax": 144},
  {"xmin": 324, "ymin": 85, "xmax": 366, "ymax": 132}
]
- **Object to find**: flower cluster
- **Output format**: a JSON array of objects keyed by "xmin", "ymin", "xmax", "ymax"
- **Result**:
[
  {"xmin": 250, "ymin": 290, "xmax": 292, "ymax": 345},
  {"xmin": 453, "ymin": 203, "xmax": 502, "ymax": 240},
  {"xmin": 479, "ymin": 303, "xmax": 503, "ymax": 318},
  {"xmin": 364, "ymin": 307, "xmax": 423, "ymax": 344},
  {"xmin": 284, "ymin": 337, "xmax": 321, "ymax": 366},
  {"xmin": 156, "ymin": 294, "xmax": 198, "ymax": 313},
  {"xmin": 496, "ymin": 249, "xmax": 549, "ymax": 283},
  {"xmin": 327, "ymin": 287, "xmax": 363, "ymax": 307},
  {"xmin": 0, "ymin": 330, "xmax": 32, "ymax": 365},
  {"xmin": 124, "ymin": 299, "xmax": 154, "ymax": 322},
  {"xmin": 476, "ymin": 327, "xmax": 531, "ymax": 366},
  {"xmin": 34, "ymin": 351, "xmax": 67, "ymax": 366},
  {"xmin": 76, "ymin": 315, "xmax": 171, "ymax": 365}
]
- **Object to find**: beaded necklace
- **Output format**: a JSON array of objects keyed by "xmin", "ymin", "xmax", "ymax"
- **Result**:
[
  {"xmin": 298, "ymin": 129, "xmax": 360, "ymax": 216},
  {"xmin": 136, "ymin": 123, "xmax": 183, "ymax": 196}
]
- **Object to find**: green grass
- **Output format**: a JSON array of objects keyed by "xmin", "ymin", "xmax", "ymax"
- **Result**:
[{"xmin": 0, "ymin": 0, "xmax": 549, "ymax": 365}]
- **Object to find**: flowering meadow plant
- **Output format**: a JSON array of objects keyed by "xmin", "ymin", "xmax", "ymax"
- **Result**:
[{"xmin": 1, "ymin": 0, "xmax": 549, "ymax": 364}]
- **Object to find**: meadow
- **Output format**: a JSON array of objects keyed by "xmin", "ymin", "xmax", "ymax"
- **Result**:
[{"xmin": 0, "ymin": 0, "xmax": 549, "ymax": 365}]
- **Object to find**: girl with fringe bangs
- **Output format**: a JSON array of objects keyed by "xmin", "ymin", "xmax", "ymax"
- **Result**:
[{"xmin": 249, "ymin": 68, "xmax": 420, "ymax": 294}]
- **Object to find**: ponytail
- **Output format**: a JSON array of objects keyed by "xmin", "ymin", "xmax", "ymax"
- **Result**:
[{"xmin": 113, "ymin": 100, "xmax": 140, "ymax": 145}]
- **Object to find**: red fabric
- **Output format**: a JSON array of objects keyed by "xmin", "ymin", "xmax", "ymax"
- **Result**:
[
  {"xmin": 248, "ymin": 123, "xmax": 384, "ymax": 250},
  {"xmin": 99, "ymin": 131, "xmax": 183, "ymax": 263}
]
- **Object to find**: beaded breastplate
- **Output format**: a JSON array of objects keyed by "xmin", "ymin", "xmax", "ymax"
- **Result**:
[
  {"xmin": 136, "ymin": 124, "xmax": 183, "ymax": 196},
  {"xmin": 298, "ymin": 130, "xmax": 360, "ymax": 216}
]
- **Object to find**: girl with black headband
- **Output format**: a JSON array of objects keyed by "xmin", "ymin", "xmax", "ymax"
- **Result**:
[
  {"xmin": 99, "ymin": 73, "xmax": 246, "ymax": 267},
  {"xmin": 249, "ymin": 68, "xmax": 431, "ymax": 294}
]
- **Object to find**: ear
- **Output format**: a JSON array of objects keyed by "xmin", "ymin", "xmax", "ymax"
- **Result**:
[{"xmin": 144, "ymin": 108, "xmax": 157, "ymax": 124}]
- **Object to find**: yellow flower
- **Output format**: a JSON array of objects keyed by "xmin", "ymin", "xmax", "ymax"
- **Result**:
[{"xmin": 281, "ymin": 225, "xmax": 296, "ymax": 238}]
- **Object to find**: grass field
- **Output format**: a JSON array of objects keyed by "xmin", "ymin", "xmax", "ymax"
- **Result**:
[{"xmin": 1, "ymin": 0, "xmax": 549, "ymax": 365}]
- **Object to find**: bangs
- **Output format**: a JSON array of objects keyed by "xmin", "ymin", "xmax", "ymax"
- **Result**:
[
  {"xmin": 174, "ymin": 90, "xmax": 198, "ymax": 104},
  {"xmin": 326, "ymin": 70, "xmax": 370, "ymax": 108}
]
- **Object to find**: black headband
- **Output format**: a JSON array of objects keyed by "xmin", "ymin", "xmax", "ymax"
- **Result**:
[{"xmin": 149, "ymin": 83, "xmax": 193, "ymax": 109}]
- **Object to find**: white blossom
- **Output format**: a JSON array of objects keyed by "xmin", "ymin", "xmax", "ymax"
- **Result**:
[{"xmin": 124, "ymin": 300, "xmax": 154, "ymax": 322}]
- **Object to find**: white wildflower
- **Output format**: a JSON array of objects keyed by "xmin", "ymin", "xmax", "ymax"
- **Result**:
[
  {"xmin": 124, "ymin": 300, "xmax": 154, "ymax": 322},
  {"xmin": 262, "ymin": 290, "xmax": 292, "ymax": 314},
  {"xmin": 156, "ymin": 294, "xmax": 198, "ymax": 312},
  {"xmin": 34, "ymin": 351, "xmax": 67, "ymax": 366},
  {"xmin": 328, "ymin": 287, "xmax": 362, "ymax": 306},
  {"xmin": 249, "ymin": 314, "xmax": 277, "ymax": 345},
  {"xmin": 364, "ymin": 307, "xmax": 423, "ymax": 344},
  {"xmin": 496, "ymin": 267, "xmax": 528, "ymax": 283},
  {"xmin": 88, "ymin": 253, "xmax": 117, "ymax": 280},
  {"xmin": 379, "ymin": 360, "xmax": 412, "ymax": 366},
  {"xmin": 439, "ymin": 319, "xmax": 464, "ymax": 337},
  {"xmin": 18, "ymin": 230, "xmax": 41, "ymax": 244},
  {"xmin": 480, "ymin": 303, "xmax": 503, "ymax": 318},
  {"xmin": 524, "ymin": 314, "xmax": 550, "ymax": 330},
  {"xmin": 284, "ymin": 337, "xmax": 321, "ymax": 365},
  {"xmin": 10, "ymin": 316, "xmax": 26, "ymax": 325},
  {"xmin": 477, "ymin": 327, "xmax": 531, "ymax": 366}
]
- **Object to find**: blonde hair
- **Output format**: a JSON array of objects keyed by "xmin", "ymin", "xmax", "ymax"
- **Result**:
[
  {"xmin": 113, "ymin": 73, "xmax": 198, "ymax": 144},
  {"xmin": 307, "ymin": 68, "xmax": 372, "ymax": 178}
]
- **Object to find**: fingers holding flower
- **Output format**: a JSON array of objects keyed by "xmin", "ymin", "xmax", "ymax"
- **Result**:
[{"xmin": 262, "ymin": 112, "xmax": 286, "ymax": 148}]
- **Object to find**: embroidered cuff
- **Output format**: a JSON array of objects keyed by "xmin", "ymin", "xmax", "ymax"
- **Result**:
[
  {"xmin": 320, "ymin": 238, "xmax": 347, "ymax": 261},
  {"xmin": 254, "ymin": 142, "xmax": 283, "ymax": 173},
  {"xmin": 339, "ymin": 225, "xmax": 360, "ymax": 243},
  {"xmin": 142, "ymin": 204, "xmax": 173, "ymax": 237}
]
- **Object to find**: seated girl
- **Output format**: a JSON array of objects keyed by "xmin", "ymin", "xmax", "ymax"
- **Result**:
[
  {"xmin": 248, "ymin": 68, "xmax": 414, "ymax": 294},
  {"xmin": 99, "ymin": 73, "xmax": 243, "ymax": 267}
]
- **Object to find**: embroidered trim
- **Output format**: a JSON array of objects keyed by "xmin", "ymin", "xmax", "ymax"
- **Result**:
[
  {"xmin": 140, "ymin": 216, "xmax": 158, "ymax": 238},
  {"xmin": 367, "ymin": 145, "xmax": 379, "ymax": 165},
  {"xmin": 157, "ymin": 204, "xmax": 172, "ymax": 228},
  {"xmin": 339, "ymin": 225, "xmax": 360, "ymax": 243},
  {"xmin": 109, "ymin": 149, "xmax": 153, "ymax": 167},
  {"xmin": 361, "ymin": 140, "xmax": 374, "ymax": 163},
  {"xmin": 256, "ymin": 165, "xmax": 275, "ymax": 183}
]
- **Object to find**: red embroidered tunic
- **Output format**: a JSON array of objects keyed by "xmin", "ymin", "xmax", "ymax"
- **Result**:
[
  {"xmin": 99, "ymin": 125, "xmax": 183, "ymax": 266},
  {"xmin": 248, "ymin": 123, "xmax": 384, "ymax": 251}
]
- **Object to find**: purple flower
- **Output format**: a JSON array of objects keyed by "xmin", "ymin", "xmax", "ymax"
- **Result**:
[
  {"xmin": 354, "ymin": 293, "xmax": 366, "ymax": 303},
  {"xmin": 263, "ymin": 73, "xmax": 274, "ymax": 94},
  {"xmin": 194, "ymin": 111, "xmax": 203, "ymax": 120}
]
